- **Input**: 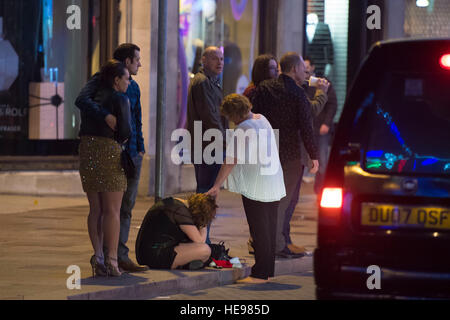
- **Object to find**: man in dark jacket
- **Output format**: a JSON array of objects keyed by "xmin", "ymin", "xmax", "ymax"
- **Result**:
[
  {"xmin": 252, "ymin": 52, "xmax": 319, "ymax": 258},
  {"xmin": 75, "ymin": 43, "xmax": 148, "ymax": 273},
  {"xmin": 187, "ymin": 46, "xmax": 228, "ymax": 244},
  {"xmin": 304, "ymin": 57, "xmax": 338, "ymax": 195}
]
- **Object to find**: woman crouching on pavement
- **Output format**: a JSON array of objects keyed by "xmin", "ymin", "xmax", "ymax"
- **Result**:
[
  {"xmin": 135, "ymin": 194, "xmax": 217, "ymax": 270},
  {"xmin": 207, "ymin": 94, "xmax": 286, "ymax": 283}
]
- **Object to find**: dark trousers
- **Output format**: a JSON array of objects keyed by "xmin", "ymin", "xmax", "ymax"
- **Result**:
[
  {"xmin": 276, "ymin": 159, "xmax": 304, "ymax": 252},
  {"xmin": 242, "ymin": 195, "xmax": 279, "ymax": 280},
  {"xmin": 283, "ymin": 165, "xmax": 305, "ymax": 245},
  {"xmin": 194, "ymin": 163, "xmax": 222, "ymax": 244}
]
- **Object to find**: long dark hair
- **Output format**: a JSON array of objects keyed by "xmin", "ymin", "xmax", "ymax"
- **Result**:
[
  {"xmin": 99, "ymin": 59, "xmax": 127, "ymax": 89},
  {"xmin": 251, "ymin": 54, "xmax": 278, "ymax": 86}
]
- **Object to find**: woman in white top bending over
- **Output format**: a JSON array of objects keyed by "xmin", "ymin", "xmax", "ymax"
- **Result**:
[{"xmin": 207, "ymin": 94, "xmax": 286, "ymax": 284}]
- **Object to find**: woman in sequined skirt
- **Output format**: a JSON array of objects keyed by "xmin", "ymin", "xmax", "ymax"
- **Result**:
[{"xmin": 78, "ymin": 60, "xmax": 132, "ymax": 277}]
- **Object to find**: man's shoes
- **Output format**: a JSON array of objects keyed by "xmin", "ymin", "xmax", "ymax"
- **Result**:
[
  {"xmin": 276, "ymin": 247, "xmax": 305, "ymax": 259},
  {"xmin": 287, "ymin": 243, "xmax": 307, "ymax": 254},
  {"xmin": 118, "ymin": 259, "xmax": 149, "ymax": 273}
]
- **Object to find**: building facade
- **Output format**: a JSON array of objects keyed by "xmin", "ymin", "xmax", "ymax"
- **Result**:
[{"xmin": 0, "ymin": 0, "xmax": 448, "ymax": 196}]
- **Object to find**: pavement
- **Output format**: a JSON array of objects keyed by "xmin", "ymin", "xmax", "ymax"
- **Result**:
[{"xmin": 0, "ymin": 182, "xmax": 319, "ymax": 300}]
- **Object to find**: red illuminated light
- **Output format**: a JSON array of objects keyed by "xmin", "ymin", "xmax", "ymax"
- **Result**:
[
  {"xmin": 440, "ymin": 54, "xmax": 450, "ymax": 70},
  {"xmin": 320, "ymin": 188, "xmax": 343, "ymax": 209}
]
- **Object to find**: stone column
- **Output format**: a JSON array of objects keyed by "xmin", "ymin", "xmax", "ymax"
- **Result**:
[
  {"xmin": 276, "ymin": 0, "xmax": 305, "ymax": 58},
  {"xmin": 383, "ymin": 0, "xmax": 405, "ymax": 40}
]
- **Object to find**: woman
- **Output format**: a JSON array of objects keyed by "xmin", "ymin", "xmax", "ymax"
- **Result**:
[
  {"xmin": 135, "ymin": 194, "xmax": 217, "ymax": 270},
  {"xmin": 243, "ymin": 54, "xmax": 279, "ymax": 255},
  {"xmin": 243, "ymin": 54, "xmax": 279, "ymax": 103},
  {"xmin": 207, "ymin": 94, "xmax": 286, "ymax": 283},
  {"xmin": 78, "ymin": 59, "xmax": 132, "ymax": 277}
]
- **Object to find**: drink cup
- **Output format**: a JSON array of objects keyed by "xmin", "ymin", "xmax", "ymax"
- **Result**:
[{"xmin": 309, "ymin": 76, "xmax": 319, "ymax": 87}]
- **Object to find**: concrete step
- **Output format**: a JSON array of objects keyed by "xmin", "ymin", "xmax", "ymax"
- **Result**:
[{"xmin": 67, "ymin": 257, "xmax": 313, "ymax": 300}]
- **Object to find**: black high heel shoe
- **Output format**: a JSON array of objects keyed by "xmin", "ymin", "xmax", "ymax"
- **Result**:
[
  {"xmin": 105, "ymin": 256, "xmax": 122, "ymax": 277},
  {"xmin": 90, "ymin": 255, "xmax": 107, "ymax": 277}
]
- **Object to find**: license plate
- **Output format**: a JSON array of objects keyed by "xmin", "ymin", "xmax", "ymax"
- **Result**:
[{"xmin": 361, "ymin": 203, "xmax": 450, "ymax": 230}]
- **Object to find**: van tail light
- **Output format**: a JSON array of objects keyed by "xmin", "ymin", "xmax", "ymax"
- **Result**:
[
  {"xmin": 320, "ymin": 188, "xmax": 343, "ymax": 208},
  {"xmin": 439, "ymin": 54, "xmax": 450, "ymax": 70}
]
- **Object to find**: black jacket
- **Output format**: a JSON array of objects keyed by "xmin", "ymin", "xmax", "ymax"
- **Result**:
[
  {"xmin": 252, "ymin": 74, "xmax": 319, "ymax": 164},
  {"xmin": 187, "ymin": 68, "xmax": 228, "ymax": 158},
  {"xmin": 78, "ymin": 88, "xmax": 131, "ymax": 144}
]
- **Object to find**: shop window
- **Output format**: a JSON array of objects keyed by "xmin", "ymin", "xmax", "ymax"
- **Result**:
[
  {"xmin": 178, "ymin": 0, "xmax": 259, "ymax": 128},
  {"xmin": 0, "ymin": 0, "xmax": 99, "ymax": 156},
  {"xmin": 305, "ymin": 0, "xmax": 349, "ymax": 121},
  {"xmin": 404, "ymin": 0, "xmax": 450, "ymax": 37}
]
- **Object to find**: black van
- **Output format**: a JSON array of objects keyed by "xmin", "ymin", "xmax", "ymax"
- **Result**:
[{"xmin": 314, "ymin": 39, "xmax": 450, "ymax": 299}]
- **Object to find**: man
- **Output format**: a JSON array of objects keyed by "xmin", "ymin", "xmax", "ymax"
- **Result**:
[
  {"xmin": 304, "ymin": 57, "xmax": 337, "ymax": 196},
  {"xmin": 252, "ymin": 52, "xmax": 319, "ymax": 258},
  {"xmin": 75, "ymin": 43, "xmax": 148, "ymax": 273},
  {"xmin": 186, "ymin": 46, "xmax": 228, "ymax": 244},
  {"xmin": 282, "ymin": 61, "xmax": 330, "ymax": 255}
]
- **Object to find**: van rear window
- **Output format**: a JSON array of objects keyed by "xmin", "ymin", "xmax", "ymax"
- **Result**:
[{"xmin": 363, "ymin": 73, "xmax": 450, "ymax": 175}]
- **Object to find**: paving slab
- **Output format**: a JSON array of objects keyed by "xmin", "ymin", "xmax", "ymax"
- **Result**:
[{"xmin": 0, "ymin": 183, "xmax": 318, "ymax": 300}]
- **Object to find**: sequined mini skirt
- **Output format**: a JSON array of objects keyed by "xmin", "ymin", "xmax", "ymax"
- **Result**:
[{"xmin": 79, "ymin": 136, "xmax": 127, "ymax": 193}]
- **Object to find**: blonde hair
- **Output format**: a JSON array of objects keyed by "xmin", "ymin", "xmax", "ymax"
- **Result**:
[
  {"xmin": 220, "ymin": 94, "xmax": 252, "ymax": 122},
  {"xmin": 187, "ymin": 193, "xmax": 217, "ymax": 228}
]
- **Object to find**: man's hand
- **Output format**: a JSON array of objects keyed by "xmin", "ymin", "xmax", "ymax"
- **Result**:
[
  {"xmin": 316, "ymin": 78, "xmax": 330, "ymax": 93},
  {"xmin": 320, "ymin": 124, "xmax": 330, "ymax": 135},
  {"xmin": 310, "ymin": 159, "xmax": 319, "ymax": 174},
  {"xmin": 105, "ymin": 114, "xmax": 117, "ymax": 131},
  {"xmin": 139, "ymin": 152, "xmax": 145, "ymax": 157}
]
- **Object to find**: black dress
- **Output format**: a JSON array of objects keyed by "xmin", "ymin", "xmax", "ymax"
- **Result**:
[{"xmin": 135, "ymin": 198, "xmax": 196, "ymax": 269}]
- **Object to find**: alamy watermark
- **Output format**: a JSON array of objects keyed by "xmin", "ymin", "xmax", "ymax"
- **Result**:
[
  {"xmin": 367, "ymin": 5, "xmax": 381, "ymax": 30},
  {"xmin": 366, "ymin": 265, "xmax": 381, "ymax": 290},
  {"xmin": 171, "ymin": 122, "xmax": 280, "ymax": 176},
  {"xmin": 66, "ymin": 5, "xmax": 81, "ymax": 30},
  {"xmin": 66, "ymin": 265, "xmax": 81, "ymax": 290}
]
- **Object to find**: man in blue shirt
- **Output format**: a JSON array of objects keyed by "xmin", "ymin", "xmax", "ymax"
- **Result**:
[{"xmin": 76, "ymin": 43, "xmax": 147, "ymax": 273}]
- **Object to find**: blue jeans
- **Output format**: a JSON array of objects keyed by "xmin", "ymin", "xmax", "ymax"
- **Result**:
[
  {"xmin": 194, "ymin": 163, "xmax": 221, "ymax": 244},
  {"xmin": 314, "ymin": 133, "xmax": 332, "ymax": 195},
  {"xmin": 118, "ymin": 154, "xmax": 143, "ymax": 262}
]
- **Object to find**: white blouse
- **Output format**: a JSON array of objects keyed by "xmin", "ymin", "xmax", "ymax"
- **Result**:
[{"xmin": 224, "ymin": 114, "xmax": 286, "ymax": 202}]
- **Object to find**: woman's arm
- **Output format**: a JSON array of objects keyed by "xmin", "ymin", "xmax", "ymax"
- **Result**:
[
  {"xmin": 115, "ymin": 95, "xmax": 132, "ymax": 144},
  {"xmin": 206, "ymin": 158, "xmax": 237, "ymax": 198},
  {"xmin": 179, "ymin": 225, "xmax": 206, "ymax": 243}
]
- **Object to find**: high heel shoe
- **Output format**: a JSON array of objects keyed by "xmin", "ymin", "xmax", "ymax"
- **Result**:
[
  {"xmin": 105, "ymin": 256, "xmax": 122, "ymax": 277},
  {"xmin": 90, "ymin": 255, "xmax": 107, "ymax": 277}
]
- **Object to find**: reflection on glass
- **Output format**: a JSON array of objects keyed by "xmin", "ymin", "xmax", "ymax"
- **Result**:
[{"xmin": 178, "ymin": 0, "xmax": 259, "ymax": 129}]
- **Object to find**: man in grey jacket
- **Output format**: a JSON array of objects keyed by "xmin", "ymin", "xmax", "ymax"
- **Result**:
[
  {"xmin": 187, "ymin": 46, "xmax": 228, "ymax": 244},
  {"xmin": 304, "ymin": 57, "xmax": 338, "ymax": 195}
]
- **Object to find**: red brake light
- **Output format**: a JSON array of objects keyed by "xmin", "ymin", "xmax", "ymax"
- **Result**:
[
  {"xmin": 320, "ymin": 188, "xmax": 343, "ymax": 208},
  {"xmin": 439, "ymin": 54, "xmax": 450, "ymax": 70}
]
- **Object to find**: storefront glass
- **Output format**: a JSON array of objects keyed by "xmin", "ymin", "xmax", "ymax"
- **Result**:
[
  {"xmin": 305, "ymin": 0, "xmax": 349, "ymax": 121},
  {"xmin": 178, "ymin": 0, "xmax": 259, "ymax": 128},
  {"xmin": 0, "ymin": 0, "xmax": 98, "ymax": 156},
  {"xmin": 404, "ymin": 0, "xmax": 450, "ymax": 38}
]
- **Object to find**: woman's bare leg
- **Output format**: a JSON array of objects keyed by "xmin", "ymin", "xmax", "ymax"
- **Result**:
[
  {"xmin": 101, "ymin": 191, "xmax": 124, "ymax": 266},
  {"xmin": 171, "ymin": 243, "xmax": 211, "ymax": 269},
  {"xmin": 87, "ymin": 192, "xmax": 103, "ymax": 260}
]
